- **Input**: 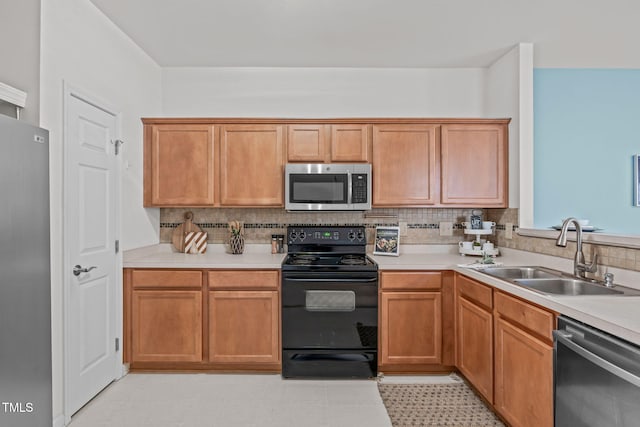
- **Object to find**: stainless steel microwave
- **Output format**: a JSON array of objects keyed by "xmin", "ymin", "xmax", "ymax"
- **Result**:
[{"xmin": 285, "ymin": 163, "xmax": 372, "ymax": 211}]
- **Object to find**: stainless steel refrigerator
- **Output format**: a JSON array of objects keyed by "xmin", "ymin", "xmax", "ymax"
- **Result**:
[{"xmin": 0, "ymin": 114, "xmax": 52, "ymax": 426}]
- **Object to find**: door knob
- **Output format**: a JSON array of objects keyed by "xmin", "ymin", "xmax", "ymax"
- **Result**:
[{"xmin": 73, "ymin": 265, "xmax": 97, "ymax": 276}]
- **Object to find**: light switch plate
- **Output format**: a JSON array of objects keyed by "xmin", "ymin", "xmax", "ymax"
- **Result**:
[
  {"xmin": 439, "ymin": 222, "xmax": 453, "ymax": 236},
  {"xmin": 505, "ymin": 222, "xmax": 513, "ymax": 239}
]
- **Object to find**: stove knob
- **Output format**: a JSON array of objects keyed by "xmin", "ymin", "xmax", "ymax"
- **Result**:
[
  {"xmin": 289, "ymin": 231, "xmax": 298, "ymax": 241},
  {"xmin": 348, "ymin": 231, "xmax": 356, "ymax": 241},
  {"xmin": 299, "ymin": 231, "xmax": 306, "ymax": 241},
  {"xmin": 356, "ymin": 231, "xmax": 365, "ymax": 241}
]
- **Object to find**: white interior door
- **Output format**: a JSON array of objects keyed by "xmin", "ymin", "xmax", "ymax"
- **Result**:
[{"xmin": 64, "ymin": 88, "xmax": 120, "ymax": 417}]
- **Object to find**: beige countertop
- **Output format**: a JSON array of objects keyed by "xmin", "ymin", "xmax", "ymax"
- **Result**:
[
  {"xmin": 124, "ymin": 243, "xmax": 640, "ymax": 346},
  {"xmin": 123, "ymin": 243, "xmax": 286, "ymax": 269}
]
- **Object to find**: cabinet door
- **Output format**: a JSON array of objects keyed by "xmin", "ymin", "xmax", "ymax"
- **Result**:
[
  {"xmin": 330, "ymin": 124, "xmax": 370, "ymax": 162},
  {"xmin": 131, "ymin": 290, "xmax": 202, "ymax": 362},
  {"xmin": 457, "ymin": 297, "xmax": 493, "ymax": 403},
  {"xmin": 372, "ymin": 125, "xmax": 439, "ymax": 206},
  {"xmin": 144, "ymin": 124, "xmax": 216, "ymax": 206},
  {"xmin": 380, "ymin": 291, "xmax": 442, "ymax": 365},
  {"xmin": 440, "ymin": 124, "xmax": 507, "ymax": 206},
  {"xmin": 287, "ymin": 124, "xmax": 327, "ymax": 162},
  {"xmin": 220, "ymin": 125, "xmax": 285, "ymax": 206},
  {"xmin": 494, "ymin": 317, "xmax": 553, "ymax": 427},
  {"xmin": 209, "ymin": 290, "xmax": 280, "ymax": 364}
]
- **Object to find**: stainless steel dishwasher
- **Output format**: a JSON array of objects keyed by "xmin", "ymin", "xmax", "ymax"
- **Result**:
[{"xmin": 554, "ymin": 316, "xmax": 640, "ymax": 427}]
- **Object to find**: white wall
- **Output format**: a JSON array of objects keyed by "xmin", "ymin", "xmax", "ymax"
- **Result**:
[
  {"xmin": 0, "ymin": 0, "xmax": 40, "ymax": 125},
  {"xmin": 40, "ymin": 0, "xmax": 161, "ymax": 423},
  {"xmin": 162, "ymin": 67, "xmax": 486, "ymax": 117},
  {"xmin": 485, "ymin": 43, "xmax": 534, "ymax": 211}
]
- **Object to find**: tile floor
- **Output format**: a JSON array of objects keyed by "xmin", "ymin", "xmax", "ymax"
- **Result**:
[{"xmin": 70, "ymin": 373, "xmax": 460, "ymax": 427}]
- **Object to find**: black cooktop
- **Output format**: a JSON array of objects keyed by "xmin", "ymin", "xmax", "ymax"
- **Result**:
[
  {"xmin": 282, "ymin": 253, "xmax": 377, "ymax": 271},
  {"xmin": 282, "ymin": 226, "xmax": 377, "ymax": 272}
]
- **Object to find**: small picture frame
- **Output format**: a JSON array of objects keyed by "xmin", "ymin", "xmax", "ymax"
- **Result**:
[
  {"xmin": 374, "ymin": 226, "xmax": 400, "ymax": 256},
  {"xmin": 634, "ymin": 155, "xmax": 640, "ymax": 207}
]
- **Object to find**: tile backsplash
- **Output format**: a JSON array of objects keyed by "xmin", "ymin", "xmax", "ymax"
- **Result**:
[
  {"xmin": 160, "ymin": 207, "xmax": 485, "ymax": 247},
  {"xmin": 160, "ymin": 207, "xmax": 640, "ymax": 273}
]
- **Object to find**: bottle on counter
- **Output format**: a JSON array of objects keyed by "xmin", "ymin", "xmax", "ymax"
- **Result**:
[
  {"xmin": 277, "ymin": 235, "xmax": 285, "ymax": 253},
  {"xmin": 271, "ymin": 235, "xmax": 279, "ymax": 254}
]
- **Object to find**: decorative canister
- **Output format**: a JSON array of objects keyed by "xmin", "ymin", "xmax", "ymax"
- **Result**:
[
  {"xmin": 229, "ymin": 234, "xmax": 245, "ymax": 254},
  {"xmin": 228, "ymin": 220, "xmax": 244, "ymax": 254},
  {"xmin": 470, "ymin": 210, "xmax": 483, "ymax": 230}
]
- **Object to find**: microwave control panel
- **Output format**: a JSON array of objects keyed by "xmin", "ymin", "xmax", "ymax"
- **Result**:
[{"xmin": 351, "ymin": 174, "xmax": 368, "ymax": 203}]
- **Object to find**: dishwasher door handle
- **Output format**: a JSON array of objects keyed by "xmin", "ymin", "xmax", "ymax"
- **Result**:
[{"xmin": 554, "ymin": 330, "xmax": 640, "ymax": 387}]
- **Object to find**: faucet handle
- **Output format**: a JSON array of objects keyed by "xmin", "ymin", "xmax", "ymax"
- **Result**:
[
  {"xmin": 603, "ymin": 272, "xmax": 615, "ymax": 287},
  {"xmin": 577, "ymin": 254, "xmax": 598, "ymax": 274},
  {"xmin": 586, "ymin": 253, "xmax": 598, "ymax": 273}
]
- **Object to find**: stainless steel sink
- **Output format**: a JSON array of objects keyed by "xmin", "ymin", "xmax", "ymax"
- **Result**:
[
  {"xmin": 514, "ymin": 278, "xmax": 623, "ymax": 296},
  {"xmin": 481, "ymin": 266, "xmax": 561, "ymax": 280},
  {"xmin": 477, "ymin": 266, "xmax": 640, "ymax": 296}
]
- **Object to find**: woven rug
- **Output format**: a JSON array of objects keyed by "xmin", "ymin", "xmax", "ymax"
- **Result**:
[{"xmin": 378, "ymin": 382, "xmax": 505, "ymax": 427}]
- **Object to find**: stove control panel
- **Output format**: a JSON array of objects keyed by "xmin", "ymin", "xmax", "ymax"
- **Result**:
[{"xmin": 288, "ymin": 226, "xmax": 366, "ymax": 245}]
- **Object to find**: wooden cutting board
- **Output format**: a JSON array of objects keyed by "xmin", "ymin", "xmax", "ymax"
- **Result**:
[{"xmin": 172, "ymin": 211, "xmax": 202, "ymax": 253}]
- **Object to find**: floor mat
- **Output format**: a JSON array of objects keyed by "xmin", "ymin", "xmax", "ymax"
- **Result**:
[{"xmin": 378, "ymin": 382, "xmax": 505, "ymax": 427}]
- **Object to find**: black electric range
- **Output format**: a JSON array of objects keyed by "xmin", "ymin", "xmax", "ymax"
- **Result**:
[{"xmin": 281, "ymin": 226, "xmax": 378, "ymax": 379}]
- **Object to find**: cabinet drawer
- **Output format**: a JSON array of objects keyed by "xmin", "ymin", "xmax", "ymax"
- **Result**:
[
  {"xmin": 457, "ymin": 274, "xmax": 492, "ymax": 309},
  {"xmin": 208, "ymin": 270, "xmax": 279, "ymax": 290},
  {"xmin": 132, "ymin": 270, "xmax": 203, "ymax": 289},
  {"xmin": 495, "ymin": 291, "xmax": 555, "ymax": 342},
  {"xmin": 380, "ymin": 271, "xmax": 442, "ymax": 290}
]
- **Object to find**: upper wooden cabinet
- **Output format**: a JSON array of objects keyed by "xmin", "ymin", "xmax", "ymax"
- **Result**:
[
  {"xmin": 287, "ymin": 124, "xmax": 327, "ymax": 162},
  {"xmin": 441, "ymin": 124, "xmax": 508, "ymax": 207},
  {"xmin": 219, "ymin": 124, "xmax": 285, "ymax": 207},
  {"xmin": 287, "ymin": 124, "xmax": 370, "ymax": 163},
  {"xmin": 143, "ymin": 121, "xmax": 285, "ymax": 208},
  {"xmin": 144, "ymin": 124, "xmax": 216, "ymax": 207},
  {"xmin": 372, "ymin": 124, "xmax": 439, "ymax": 206},
  {"xmin": 330, "ymin": 124, "xmax": 370, "ymax": 162},
  {"xmin": 142, "ymin": 118, "xmax": 508, "ymax": 208}
]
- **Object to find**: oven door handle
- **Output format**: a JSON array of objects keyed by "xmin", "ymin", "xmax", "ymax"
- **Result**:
[
  {"xmin": 284, "ymin": 277, "xmax": 378, "ymax": 283},
  {"xmin": 554, "ymin": 330, "xmax": 640, "ymax": 387}
]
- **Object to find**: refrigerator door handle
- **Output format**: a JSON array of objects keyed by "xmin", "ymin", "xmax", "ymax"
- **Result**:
[{"xmin": 73, "ymin": 265, "xmax": 97, "ymax": 276}]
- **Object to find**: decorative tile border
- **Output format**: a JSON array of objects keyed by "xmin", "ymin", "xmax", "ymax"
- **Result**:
[{"xmin": 160, "ymin": 222, "xmax": 471, "ymax": 231}]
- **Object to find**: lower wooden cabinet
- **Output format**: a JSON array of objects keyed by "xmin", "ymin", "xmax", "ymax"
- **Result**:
[
  {"xmin": 493, "ymin": 291, "xmax": 554, "ymax": 427},
  {"xmin": 131, "ymin": 290, "xmax": 203, "ymax": 362},
  {"xmin": 380, "ymin": 291, "xmax": 442, "ymax": 365},
  {"xmin": 455, "ymin": 273, "xmax": 555, "ymax": 426},
  {"xmin": 456, "ymin": 274, "xmax": 494, "ymax": 403},
  {"xmin": 457, "ymin": 296, "xmax": 493, "ymax": 402},
  {"xmin": 378, "ymin": 271, "xmax": 454, "ymax": 372},
  {"xmin": 494, "ymin": 317, "xmax": 553, "ymax": 427},
  {"xmin": 209, "ymin": 290, "xmax": 279, "ymax": 364},
  {"xmin": 124, "ymin": 268, "xmax": 280, "ymax": 371}
]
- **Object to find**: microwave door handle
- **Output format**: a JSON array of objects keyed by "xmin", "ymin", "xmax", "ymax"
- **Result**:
[{"xmin": 347, "ymin": 172, "xmax": 352, "ymax": 204}]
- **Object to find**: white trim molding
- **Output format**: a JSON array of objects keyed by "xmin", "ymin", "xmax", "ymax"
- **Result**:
[
  {"xmin": 0, "ymin": 81, "xmax": 27, "ymax": 108},
  {"xmin": 518, "ymin": 228, "xmax": 640, "ymax": 249}
]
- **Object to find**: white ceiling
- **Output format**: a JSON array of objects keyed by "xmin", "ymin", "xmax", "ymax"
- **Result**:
[{"xmin": 89, "ymin": 0, "xmax": 640, "ymax": 68}]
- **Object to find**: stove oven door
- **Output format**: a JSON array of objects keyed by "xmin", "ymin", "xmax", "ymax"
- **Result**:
[
  {"xmin": 281, "ymin": 271, "xmax": 378, "ymax": 378},
  {"xmin": 281, "ymin": 272, "xmax": 378, "ymax": 350}
]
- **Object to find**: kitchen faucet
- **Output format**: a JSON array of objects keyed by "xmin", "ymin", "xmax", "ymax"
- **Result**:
[{"xmin": 556, "ymin": 217, "xmax": 598, "ymax": 278}]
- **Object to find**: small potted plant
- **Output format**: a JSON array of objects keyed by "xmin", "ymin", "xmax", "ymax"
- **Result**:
[
  {"xmin": 472, "ymin": 241, "xmax": 482, "ymax": 252},
  {"xmin": 228, "ymin": 220, "xmax": 244, "ymax": 254}
]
